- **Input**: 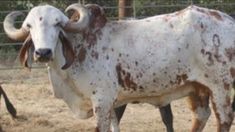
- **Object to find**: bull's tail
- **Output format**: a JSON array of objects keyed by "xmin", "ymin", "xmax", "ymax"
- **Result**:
[
  {"xmin": 232, "ymin": 96, "xmax": 235, "ymax": 111},
  {"xmin": 232, "ymin": 81, "xmax": 235, "ymax": 111},
  {"xmin": 0, "ymin": 85, "xmax": 17, "ymax": 118}
]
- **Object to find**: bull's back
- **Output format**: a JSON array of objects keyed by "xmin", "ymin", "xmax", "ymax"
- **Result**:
[
  {"xmin": 96, "ymin": 7, "xmax": 197, "ymax": 98},
  {"xmin": 81, "ymin": 5, "xmax": 235, "ymax": 102}
]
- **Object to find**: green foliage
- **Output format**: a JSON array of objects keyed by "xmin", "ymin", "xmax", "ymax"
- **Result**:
[{"xmin": 133, "ymin": 0, "xmax": 235, "ymax": 17}]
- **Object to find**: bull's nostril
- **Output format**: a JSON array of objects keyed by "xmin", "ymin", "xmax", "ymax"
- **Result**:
[
  {"xmin": 35, "ymin": 50, "xmax": 41, "ymax": 56},
  {"xmin": 36, "ymin": 48, "xmax": 52, "ymax": 57},
  {"xmin": 34, "ymin": 48, "xmax": 52, "ymax": 62},
  {"xmin": 45, "ymin": 50, "xmax": 52, "ymax": 56},
  {"xmin": 45, "ymin": 49, "xmax": 52, "ymax": 57}
]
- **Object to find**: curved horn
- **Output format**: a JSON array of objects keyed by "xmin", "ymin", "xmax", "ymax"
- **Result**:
[
  {"xmin": 3, "ymin": 11, "xmax": 29, "ymax": 41},
  {"xmin": 64, "ymin": 4, "xmax": 90, "ymax": 32}
]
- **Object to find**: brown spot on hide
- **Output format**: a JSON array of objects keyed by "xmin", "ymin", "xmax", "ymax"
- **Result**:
[
  {"xmin": 213, "ymin": 36, "xmax": 224, "ymax": 63},
  {"xmin": 135, "ymin": 61, "xmax": 138, "ymax": 66},
  {"xmin": 200, "ymin": 22, "xmax": 204, "ymax": 29},
  {"xmin": 201, "ymin": 49, "xmax": 205, "ymax": 54},
  {"xmin": 91, "ymin": 50, "xmax": 99, "ymax": 60},
  {"xmin": 230, "ymin": 67, "xmax": 235, "ymax": 78},
  {"xmin": 85, "ymin": 32, "xmax": 97, "ymax": 48},
  {"xmin": 115, "ymin": 63, "xmax": 138, "ymax": 91},
  {"xmin": 204, "ymin": 74, "xmax": 209, "ymax": 78},
  {"xmin": 78, "ymin": 47, "xmax": 87, "ymax": 63},
  {"xmin": 212, "ymin": 34, "xmax": 220, "ymax": 47},
  {"xmin": 226, "ymin": 95, "xmax": 231, "ymax": 107},
  {"xmin": 182, "ymin": 74, "xmax": 188, "ymax": 81},
  {"xmin": 106, "ymin": 55, "xmax": 109, "ymax": 60},
  {"xmin": 121, "ymin": 70, "xmax": 126, "ymax": 75},
  {"xmin": 209, "ymin": 11, "xmax": 223, "ymax": 21},
  {"xmin": 225, "ymin": 47, "xmax": 235, "ymax": 61},
  {"xmin": 214, "ymin": 54, "xmax": 223, "ymax": 63},
  {"xmin": 176, "ymin": 74, "xmax": 188, "ymax": 84},
  {"xmin": 186, "ymin": 43, "xmax": 189, "ymax": 49},
  {"xmin": 124, "ymin": 72, "xmax": 137, "ymax": 91},
  {"xmin": 102, "ymin": 46, "xmax": 107, "ymax": 52},
  {"xmin": 223, "ymin": 82, "xmax": 230, "ymax": 90},
  {"xmin": 139, "ymin": 86, "xmax": 144, "ymax": 90},
  {"xmin": 205, "ymin": 51, "xmax": 214, "ymax": 65},
  {"xmin": 39, "ymin": 17, "xmax": 43, "ymax": 21},
  {"xmin": 95, "ymin": 106, "xmax": 101, "ymax": 113},
  {"xmin": 116, "ymin": 63, "xmax": 125, "ymax": 88},
  {"xmin": 176, "ymin": 76, "xmax": 181, "ymax": 84}
]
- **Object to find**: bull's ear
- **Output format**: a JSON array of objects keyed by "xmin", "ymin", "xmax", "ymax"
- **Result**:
[
  {"xmin": 19, "ymin": 35, "xmax": 34, "ymax": 69},
  {"xmin": 59, "ymin": 32, "xmax": 75, "ymax": 70},
  {"xmin": 85, "ymin": 4, "xmax": 107, "ymax": 30}
]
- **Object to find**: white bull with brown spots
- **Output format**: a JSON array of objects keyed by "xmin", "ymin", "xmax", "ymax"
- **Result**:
[{"xmin": 3, "ymin": 3, "xmax": 235, "ymax": 132}]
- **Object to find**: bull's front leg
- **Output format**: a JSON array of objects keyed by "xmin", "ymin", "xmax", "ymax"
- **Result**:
[
  {"xmin": 110, "ymin": 109, "xmax": 120, "ymax": 132},
  {"xmin": 91, "ymin": 87, "xmax": 119, "ymax": 132}
]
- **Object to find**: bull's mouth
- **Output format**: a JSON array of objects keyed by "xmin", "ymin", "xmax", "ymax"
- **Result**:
[{"xmin": 34, "ymin": 57, "xmax": 52, "ymax": 63}]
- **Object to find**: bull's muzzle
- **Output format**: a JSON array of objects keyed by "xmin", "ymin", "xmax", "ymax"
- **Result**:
[{"xmin": 34, "ymin": 48, "xmax": 52, "ymax": 62}]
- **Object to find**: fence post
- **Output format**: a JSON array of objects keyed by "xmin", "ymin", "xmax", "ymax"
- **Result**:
[{"xmin": 118, "ymin": 0, "xmax": 133, "ymax": 20}]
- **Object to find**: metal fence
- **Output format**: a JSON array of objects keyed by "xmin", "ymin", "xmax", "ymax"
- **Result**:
[{"xmin": 0, "ymin": 0, "xmax": 235, "ymax": 71}]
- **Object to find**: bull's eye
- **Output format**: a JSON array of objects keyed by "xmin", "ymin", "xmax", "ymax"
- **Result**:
[
  {"xmin": 54, "ymin": 22, "xmax": 61, "ymax": 27},
  {"xmin": 26, "ymin": 23, "xmax": 31, "ymax": 28}
]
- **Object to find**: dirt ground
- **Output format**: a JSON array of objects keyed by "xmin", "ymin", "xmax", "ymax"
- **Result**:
[{"xmin": 0, "ymin": 69, "xmax": 235, "ymax": 132}]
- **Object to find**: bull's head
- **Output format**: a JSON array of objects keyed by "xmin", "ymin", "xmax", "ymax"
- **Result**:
[{"xmin": 4, "ymin": 4, "xmax": 94, "ymax": 70}]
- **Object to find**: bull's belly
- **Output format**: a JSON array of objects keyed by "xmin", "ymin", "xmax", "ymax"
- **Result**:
[{"xmin": 115, "ymin": 82, "xmax": 195, "ymax": 107}]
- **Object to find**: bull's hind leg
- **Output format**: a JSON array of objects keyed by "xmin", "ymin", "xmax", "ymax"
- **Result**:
[
  {"xmin": 211, "ymin": 88, "xmax": 234, "ymax": 132},
  {"xmin": 187, "ymin": 82, "xmax": 211, "ymax": 132},
  {"xmin": 115, "ymin": 104, "xmax": 127, "ymax": 123},
  {"xmin": 158, "ymin": 104, "xmax": 174, "ymax": 132}
]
